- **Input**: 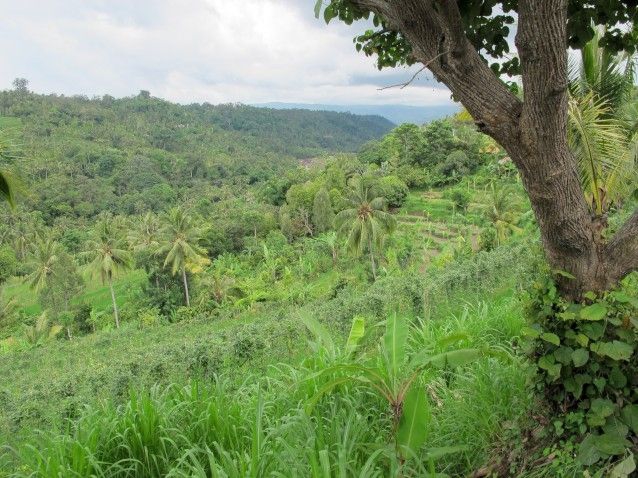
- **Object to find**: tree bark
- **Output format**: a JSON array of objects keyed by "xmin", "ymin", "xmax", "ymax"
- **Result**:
[
  {"xmin": 109, "ymin": 277, "xmax": 120, "ymax": 328},
  {"xmin": 348, "ymin": 0, "xmax": 638, "ymax": 299},
  {"xmin": 181, "ymin": 266, "xmax": 191, "ymax": 307}
]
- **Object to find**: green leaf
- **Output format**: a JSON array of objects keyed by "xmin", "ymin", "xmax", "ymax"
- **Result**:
[
  {"xmin": 323, "ymin": 4, "xmax": 336, "ymax": 24},
  {"xmin": 603, "ymin": 419, "xmax": 629, "ymax": 439},
  {"xmin": 422, "ymin": 446, "xmax": 467, "ymax": 460},
  {"xmin": 313, "ymin": 0, "xmax": 322, "ymax": 19},
  {"xmin": 540, "ymin": 332, "xmax": 560, "ymax": 346},
  {"xmin": 590, "ymin": 398, "xmax": 615, "ymax": 418},
  {"xmin": 575, "ymin": 333, "xmax": 590, "ymax": 347},
  {"xmin": 609, "ymin": 291, "xmax": 638, "ymax": 308},
  {"xmin": 583, "ymin": 291, "xmax": 597, "ymax": 301},
  {"xmin": 384, "ymin": 313, "xmax": 408, "ymax": 377},
  {"xmin": 538, "ymin": 354, "xmax": 562, "ymax": 379},
  {"xmin": 610, "ymin": 367, "xmax": 628, "ymax": 388},
  {"xmin": 581, "ymin": 322, "xmax": 605, "ymax": 340},
  {"xmin": 572, "ymin": 348, "xmax": 590, "ymax": 367},
  {"xmin": 427, "ymin": 349, "xmax": 482, "ymax": 369},
  {"xmin": 521, "ymin": 326, "xmax": 541, "ymax": 339},
  {"xmin": 554, "ymin": 346, "xmax": 573, "ymax": 364},
  {"xmin": 577, "ymin": 434, "xmax": 603, "ymax": 466},
  {"xmin": 610, "ymin": 453, "xmax": 636, "ymax": 478},
  {"xmin": 590, "ymin": 341, "xmax": 634, "ymax": 361},
  {"xmin": 580, "ymin": 303, "xmax": 608, "ymax": 321},
  {"xmin": 594, "ymin": 433, "xmax": 631, "ymax": 456},
  {"xmin": 593, "ymin": 377, "xmax": 606, "ymax": 392},
  {"xmin": 397, "ymin": 385, "xmax": 430, "ymax": 453},
  {"xmin": 554, "ymin": 269, "xmax": 576, "ymax": 279},
  {"xmin": 301, "ymin": 313, "xmax": 334, "ymax": 353},
  {"xmin": 345, "ymin": 316, "xmax": 365, "ymax": 355},
  {"xmin": 436, "ymin": 332, "xmax": 470, "ymax": 348},
  {"xmin": 621, "ymin": 405, "xmax": 638, "ymax": 434}
]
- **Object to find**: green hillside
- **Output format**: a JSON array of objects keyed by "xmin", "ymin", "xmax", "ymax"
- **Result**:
[{"xmin": 0, "ymin": 76, "xmax": 636, "ymax": 477}]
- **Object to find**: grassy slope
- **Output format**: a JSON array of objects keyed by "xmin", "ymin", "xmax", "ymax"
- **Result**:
[
  {"xmin": 3, "ymin": 270, "xmax": 146, "ymax": 318},
  {"xmin": 0, "ymin": 186, "xmax": 540, "ymax": 475}
]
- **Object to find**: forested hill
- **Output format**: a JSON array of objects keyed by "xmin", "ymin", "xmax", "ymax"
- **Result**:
[
  {"xmin": 0, "ymin": 89, "xmax": 392, "ymax": 223},
  {"xmin": 0, "ymin": 91, "xmax": 393, "ymax": 157}
]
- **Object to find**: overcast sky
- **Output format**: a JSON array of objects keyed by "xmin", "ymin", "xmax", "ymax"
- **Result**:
[{"xmin": 0, "ymin": 0, "xmax": 455, "ymax": 106}]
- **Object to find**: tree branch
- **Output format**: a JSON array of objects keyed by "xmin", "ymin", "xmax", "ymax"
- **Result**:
[
  {"xmin": 377, "ymin": 51, "xmax": 449, "ymax": 90},
  {"xmin": 607, "ymin": 208, "xmax": 638, "ymax": 282},
  {"xmin": 349, "ymin": 0, "xmax": 522, "ymax": 144}
]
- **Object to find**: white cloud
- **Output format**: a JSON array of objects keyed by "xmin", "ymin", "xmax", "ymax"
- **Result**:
[{"xmin": 0, "ymin": 0, "xmax": 454, "ymax": 106}]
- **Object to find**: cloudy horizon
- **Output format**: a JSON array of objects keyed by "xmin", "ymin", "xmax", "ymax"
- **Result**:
[{"xmin": 0, "ymin": 0, "xmax": 455, "ymax": 107}]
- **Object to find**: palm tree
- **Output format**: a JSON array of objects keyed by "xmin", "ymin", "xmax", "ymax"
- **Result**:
[
  {"xmin": 334, "ymin": 179, "xmax": 396, "ymax": 280},
  {"xmin": 570, "ymin": 26, "xmax": 635, "ymax": 117},
  {"xmin": 568, "ymin": 94, "xmax": 633, "ymax": 214},
  {"xmin": 157, "ymin": 207, "xmax": 208, "ymax": 307},
  {"xmin": 568, "ymin": 27, "xmax": 637, "ymax": 215},
  {"xmin": 484, "ymin": 183, "xmax": 522, "ymax": 246},
  {"xmin": 317, "ymin": 231, "xmax": 339, "ymax": 265},
  {"xmin": 11, "ymin": 220, "xmax": 33, "ymax": 261},
  {"xmin": 82, "ymin": 217, "xmax": 131, "ymax": 328},
  {"xmin": 128, "ymin": 212, "xmax": 160, "ymax": 252},
  {"xmin": 25, "ymin": 235, "xmax": 60, "ymax": 291}
]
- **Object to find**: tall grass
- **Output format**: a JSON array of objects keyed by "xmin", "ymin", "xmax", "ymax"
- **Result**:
[{"xmin": 2, "ymin": 295, "xmax": 532, "ymax": 477}]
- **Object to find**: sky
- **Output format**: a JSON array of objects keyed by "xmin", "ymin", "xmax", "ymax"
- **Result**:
[{"xmin": 0, "ymin": 0, "xmax": 455, "ymax": 107}]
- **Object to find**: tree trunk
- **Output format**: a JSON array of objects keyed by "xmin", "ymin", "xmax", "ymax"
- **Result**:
[
  {"xmin": 109, "ymin": 278, "xmax": 120, "ymax": 328},
  {"xmin": 181, "ymin": 266, "xmax": 190, "ymax": 307},
  {"xmin": 66, "ymin": 326, "xmax": 72, "ymax": 340},
  {"xmin": 368, "ymin": 237, "xmax": 377, "ymax": 280},
  {"xmin": 347, "ymin": 0, "xmax": 638, "ymax": 300}
]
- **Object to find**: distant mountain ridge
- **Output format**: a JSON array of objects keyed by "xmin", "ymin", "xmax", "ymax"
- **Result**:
[{"xmin": 254, "ymin": 102, "xmax": 460, "ymax": 126}]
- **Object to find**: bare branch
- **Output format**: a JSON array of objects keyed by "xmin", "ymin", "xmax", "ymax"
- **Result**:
[{"xmin": 377, "ymin": 51, "xmax": 449, "ymax": 90}]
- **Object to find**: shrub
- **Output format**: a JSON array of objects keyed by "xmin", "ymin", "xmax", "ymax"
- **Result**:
[
  {"xmin": 526, "ymin": 274, "xmax": 638, "ymax": 470},
  {"xmin": 396, "ymin": 165, "xmax": 433, "ymax": 189},
  {"xmin": 444, "ymin": 187, "xmax": 471, "ymax": 212},
  {"xmin": 373, "ymin": 175, "xmax": 409, "ymax": 208}
]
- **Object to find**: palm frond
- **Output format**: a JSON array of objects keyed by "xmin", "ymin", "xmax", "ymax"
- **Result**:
[{"xmin": 568, "ymin": 93, "xmax": 631, "ymax": 213}]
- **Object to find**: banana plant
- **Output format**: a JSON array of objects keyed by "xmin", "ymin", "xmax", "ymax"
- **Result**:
[{"xmin": 304, "ymin": 313, "xmax": 484, "ymax": 473}]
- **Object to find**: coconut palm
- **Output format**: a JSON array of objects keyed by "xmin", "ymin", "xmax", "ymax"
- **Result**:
[
  {"xmin": 25, "ymin": 235, "xmax": 60, "ymax": 291},
  {"xmin": 570, "ymin": 26, "xmax": 635, "ymax": 117},
  {"xmin": 157, "ymin": 207, "xmax": 209, "ymax": 307},
  {"xmin": 317, "ymin": 231, "xmax": 340, "ymax": 266},
  {"xmin": 484, "ymin": 183, "xmax": 522, "ymax": 246},
  {"xmin": 82, "ymin": 217, "xmax": 131, "ymax": 328},
  {"xmin": 334, "ymin": 179, "xmax": 396, "ymax": 280},
  {"xmin": 568, "ymin": 27, "xmax": 638, "ymax": 214},
  {"xmin": 568, "ymin": 94, "xmax": 634, "ymax": 214},
  {"xmin": 11, "ymin": 220, "xmax": 33, "ymax": 261},
  {"xmin": 128, "ymin": 212, "xmax": 160, "ymax": 252}
]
